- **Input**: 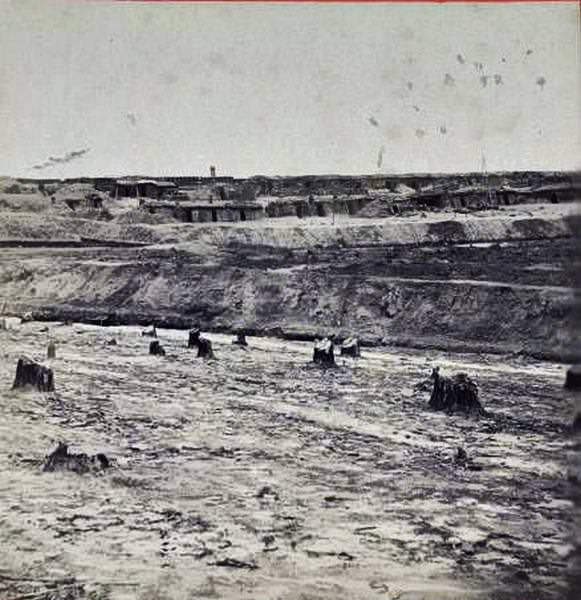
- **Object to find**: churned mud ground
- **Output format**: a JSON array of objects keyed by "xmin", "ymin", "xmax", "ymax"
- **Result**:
[{"xmin": 0, "ymin": 323, "xmax": 578, "ymax": 600}]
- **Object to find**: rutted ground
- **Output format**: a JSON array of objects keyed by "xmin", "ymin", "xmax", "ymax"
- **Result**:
[{"xmin": 0, "ymin": 323, "xmax": 578, "ymax": 599}]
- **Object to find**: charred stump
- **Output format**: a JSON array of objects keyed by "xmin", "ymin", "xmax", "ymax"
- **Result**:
[
  {"xmin": 197, "ymin": 337, "xmax": 214, "ymax": 358},
  {"xmin": 47, "ymin": 341, "xmax": 56, "ymax": 359},
  {"xmin": 313, "ymin": 338, "xmax": 335, "ymax": 366},
  {"xmin": 565, "ymin": 365, "xmax": 581, "ymax": 391},
  {"xmin": 340, "ymin": 337, "xmax": 360, "ymax": 357},
  {"xmin": 429, "ymin": 367, "xmax": 484, "ymax": 415},
  {"xmin": 13, "ymin": 357, "xmax": 55, "ymax": 392},
  {"xmin": 43, "ymin": 442, "xmax": 110, "ymax": 474},
  {"xmin": 233, "ymin": 332, "xmax": 248, "ymax": 347},
  {"xmin": 188, "ymin": 328, "xmax": 201, "ymax": 348},
  {"xmin": 149, "ymin": 340, "xmax": 166, "ymax": 356}
]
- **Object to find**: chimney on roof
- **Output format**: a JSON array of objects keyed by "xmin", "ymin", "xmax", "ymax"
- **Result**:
[{"xmin": 210, "ymin": 165, "xmax": 216, "ymax": 178}]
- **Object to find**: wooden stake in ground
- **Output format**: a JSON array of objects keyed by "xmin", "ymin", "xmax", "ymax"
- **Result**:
[
  {"xmin": 429, "ymin": 367, "xmax": 484, "ymax": 415},
  {"xmin": 12, "ymin": 357, "xmax": 55, "ymax": 392}
]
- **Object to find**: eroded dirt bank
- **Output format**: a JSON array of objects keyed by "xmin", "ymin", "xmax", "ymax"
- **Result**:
[
  {"xmin": 0, "ymin": 323, "xmax": 579, "ymax": 599},
  {"xmin": 0, "ymin": 204, "xmax": 578, "ymax": 361}
]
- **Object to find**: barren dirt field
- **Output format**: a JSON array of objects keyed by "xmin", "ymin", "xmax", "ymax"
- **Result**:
[{"xmin": 1, "ymin": 322, "xmax": 578, "ymax": 600}]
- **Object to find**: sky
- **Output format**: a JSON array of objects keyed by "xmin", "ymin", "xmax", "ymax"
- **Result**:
[{"xmin": 0, "ymin": 0, "xmax": 579, "ymax": 178}]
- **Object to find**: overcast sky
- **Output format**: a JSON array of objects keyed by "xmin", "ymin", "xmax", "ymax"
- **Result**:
[{"xmin": 0, "ymin": 1, "xmax": 579, "ymax": 178}]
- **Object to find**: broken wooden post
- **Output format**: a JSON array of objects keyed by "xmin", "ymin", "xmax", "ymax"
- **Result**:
[
  {"xmin": 340, "ymin": 337, "xmax": 360, "ymax": 357},
  {"xmin": 233, "ymin": 332, "xmax": 248, "ymax": 347},
  {"xmin": 13, "ymin": 357, "xmax": 55, "ymax": 392},
  {"xmin": 47, "ymin": 341, "xmax": 56, "ymax": 359},
  {"xmin": 197, "ymin": 337, "xmax": 214, "ymax": 358},
  {"xmin": 429, "ymin": 367, "xmax": 484, "ymax": 415},
  {"xmin": 313, "ymin": 338, "xmax": 335, "ymax": 366},
  {"xmin": 149, "ymin": 340, "xmax": 165, "ymax": 356},
  {"xmin": 565, "ymin": 365, "xmax": 581, "ymax": 391}
]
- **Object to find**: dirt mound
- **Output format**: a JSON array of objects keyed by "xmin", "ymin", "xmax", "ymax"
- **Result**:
[{"xmin": 114, "ymin": 207, "xmax": 178, "ymax": 225}]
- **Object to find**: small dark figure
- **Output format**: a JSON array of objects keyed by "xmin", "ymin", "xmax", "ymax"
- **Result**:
[
  {"xmin": 313, "ymin": 338, "xmax": 335, "ymax": 366},
  {"xmin": 47, "ymin": 341, "xmax": 56, "ymax": 359},
  {"xmin": 105, "ymin": 338, "xmax": 118, "ymax": 346},
  {"xmin": 149, "ymin": 340, "xmax": 165, "ymax": 356},
  {"xmin": 429, "ymin": 367, "xmax": 484, "ymax": 415},
  {"xmin": 340, "ymin": 337, "xmax": 360, "ymax": 357},
  {"xmin": 233, "ymin": 332, "xmax": 248, "ymax": 347},
  {"xmin": 197, "ymin": 337, "xmax": 214, "ymax": 359},
  {"xmin": 142, "ymin": 325, "xmax": 157, "ymax": 338},
  {"xmin": 13, "ymin": 357, "xmax": 54, "ymax": 392}
]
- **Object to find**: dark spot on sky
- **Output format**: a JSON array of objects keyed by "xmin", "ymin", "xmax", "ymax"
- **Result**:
[
  {"xmin": 526, "ymin": 49, "xmax": 533, "ymax": 56},
  {"xmin": 407, "ymin": 81, "xmax": 413, "ymax": 91},
  {"xmin": 126, "ymin": 113, "xmax": 137, "ymax": 126},
  {"xmin": 368, "ymin": 116, "xmax": 379, "ymax": 128},
  {"xmin": 412, "ymin": 105, "xmax": 420, "ymax": 113},
  {"xmin": 473, "ymin": 62, "xmax": 484, "ymax": 72},
  {"xmin": 536, "ymin": 76, "xmax": 546, "ymax": 89},
  {"xmin": 493, "ymin": 74, "xmax": 503, "ymax": 86},
  {"xmin": 456, "ymin": 54, "xmax": 465, "ymax": 65},
  {"xmin": 377, "ymin": 145, "xmax": 385, "ymax": 168},
  {"xmin": 439, "ymin": 125, "xmax": 447, "ymax": 135},
  {"xmin": 501, "ymin": 57, "xmax": 506, "ymax": 63},
  {"xmin": 415, "ymin": 128, "xmax": 426, "ymax": 139},
  {"xmin": 444, "ymin": 73, "xmax": 455, "ymax": 87},
  {"xmin": 479, "ymin": 75, "xmax": 489, "ymax": 88}
]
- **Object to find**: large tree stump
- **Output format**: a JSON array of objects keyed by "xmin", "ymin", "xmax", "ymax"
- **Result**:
[
  {"xmin": 149, "ymin": 340, "xmax": 166, "ymax": 356},
  {"xmin": 313, "ymin": 338, "xmax": 335, "ymax": 366},
  {"xmin": 340, "ymin": 337, "xmax": 360, "ymax": 357},
  {"xmin": 565, "ymin": 365, "xmax": 581, "ymax": 391},
  {"xmin": 47, "ymin": 341, "xmax": 56, "ymax": 359},
  {"xmin": 197, "ymin": 337, "xmax": 214, "ymax": 358},
  {"xmin": 43, "ymin": 442, "xmax": 110, "ymax": 474},
  {"xmin": 429, "ymin": 367, "xmax": 484, "ymax": 415},
  {"xmin": 13, "ymin": 357, "xmax": 55, "ymax": 392}
]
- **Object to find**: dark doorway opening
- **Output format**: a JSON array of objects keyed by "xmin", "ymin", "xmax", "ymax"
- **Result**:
[{"xmin": 211, "ymin": 209, "xmax": 218, "ymax": 222}]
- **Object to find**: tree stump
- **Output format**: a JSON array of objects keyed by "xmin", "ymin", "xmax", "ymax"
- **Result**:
[
  {"xmin": 188, "ymin": 328, "xmax": 201, "ymax": 348},
  {"xmin": 565, "ymin": 365, "xmax": 581, "ymax": 391},
  {"xmin": 43, "ymin": 442, "xmax": 110, "ymax": 474},
  {"xmin": 340, "ymin": 337, "xmax": 360, "ymax": 357},
  {"xmin": 13, "ymin": 357, "xmax": 55, "ymax": 392},
  {"xmin": 149, "ymin": 340, "xmax": 165, "ymax": 356},
  {"xmin": 313, "ymin": 338, "xmax": 335, "ymax": 366},
  {"xmin": 429, "ymin": 367, "xmax": 484, "ymax": 415},
  {"xmin": 47, "ymin": 341, "xmax": 56, "ymax": 359},
  {"xmin": 142, "ymin": 325, "xmax": 157, "ymax": 338},
  {"xmin": 233, "ymin": 332, "xmax": 248, "ymax": 347},
  {"xmin": 197, "ymin": 337, "xmax": 214, "ymax": 358}
]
